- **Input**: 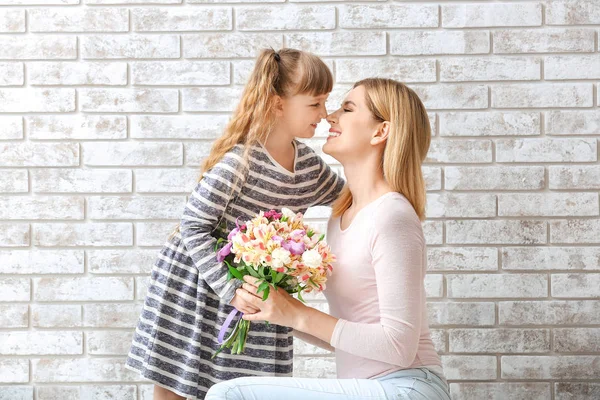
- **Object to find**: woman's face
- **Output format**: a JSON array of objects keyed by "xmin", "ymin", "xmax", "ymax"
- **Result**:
[
  {"xmin": 323, "ymin": 85, "xmax": 382, "ymax": 163},
  {"xmin": 279, "ymin": 93, "xmax": 329, "ymax": 140}
]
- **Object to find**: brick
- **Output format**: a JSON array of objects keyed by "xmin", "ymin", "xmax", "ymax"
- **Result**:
[
  {"xmin": 0, "ymin": 224, "xmax": 29, "ymax": 247},
  {"xmin": 132, "ymin": 61, "xmax": 229, "ymax": 86},
  {"xmin": 135, "ymin": 168, "xmax": 198, "ymax": 193},
  {"xmin": 86, "ymin": 331, "xmax": 133, "ymax": 355},
  {"xmin": 0, "ymin": 62, "xmax": 24, "ymax": 85},
  {"xmin": 0, "ymin": 250, "xmax": 83, "ymax": 274},
  {"xmin": 499, "ymin": 193, "xmax": 599, "ymax": 217},
  {"xmin": 426, "ymin": 140, "xmax": 492, "ymax": 163},
  {"xmin": 391, "ymin": 31, "xmax": 489, "ymax": 56},
  {"xmin": 340, "ymin": 4, "xmax": 437, "ymax": 28},
  {"xmin": 440, "ymin": 57, "xmax": 540, "ymax": 82},
  {"xmin": 546, "ymin": 0, "xmax": 600, "ymax": 25},
  {"xmin": 0, "ymin": 170, "xmax": 27, "ymax": 193},
  {"xmin": 447, "ymin": 273, "xmax": 548, "ymax": 298},
  {"xmin": 88, "ymin": 249, "xmax": 156, "ymax": 274},
  {"xmin": 81, "ymin": 89, "xmax": 178, "ymax": 113},
  {"xmin": 32, "ymin": 305, "xmax": 81, "ymax": 328},
  {"xmin": 136, "ymin": 222, "xmax": 178, "ymax": 246},
  {"xmin": 183, "ymin": 33, "xmax": 282, "ymax": 58},
  {"xmin": 0, "ymin": 332, "xmax": 82, "ymax": 355},
  {"xmin": 0, "ymin": 116, "xmax": 22, "ymax": 140},
  {"xmin": 29, "ymin": 8, "xmax": 128, "ymax": 32},
  {"xmin": 423, "ymin": 221, "xmax": 443, "ymax": 245},
  {"xmin": 428, "ymin": 247, "xmax": 498, "ymax": 272},
  {"xmin": 0, "ymin": 305, "xmax": 28, "ymax": 328},
  {"xmin": 499, "ymin": 300, "xmax": 600, "ymax": 325},
  {"xmin": 501, "ymin": 356, "xmax": 600, "ymax": 379},
  {"xmin": 133, "ymin": 7, "xmax": 231, "ymax": 31},
  {"xmin": 131, "ymin": 116, "xmax": 227, "ymax": 139},
  {"xmin": 239, "ymin": 5, "xmax": 335, "ymax": 30},
  {"xmin": 552, "ymin": 273, "xmax": 600, "ymax": 298},
  {"xmin": 423, "ymin": 166, "xmax": 441, "ymax": 191},
  {"xmin": 441, "ymin": 355, "xmax": 497, "ymax": 380},
  {"xmin": 554, "ymin": 328, "xmax": 600, "ymax": 352},
  {"xmin": 88, "ymin": 0, "xmax": 180, "ymax": 3},
  {"xmin": 0, "ymin": 359, "xmax": 28, "ymax": 383},
  {"xmin": 183, "ymin": 87, "xmax": 243, "ymax": 112},
  {"xmin": 37, "ymin": 385, "xmax": 137, "ymax": 400},
  {"xmin": 33, "ymin": 223, "xmax": 133, "ymax": 247},
  {"xmin": 496, "ymin": 138, "xmax": 597, "ymax": 162},
  {"xmin": 0, "ymin": 197, "xmax": 84, "ymax": 220},
  {"xmin": 32, "ymin": 358, "xmax": 138, "ymax": 382},
  {"xmin": 293, "ymin": 357, "xmax": 336, "ymax": 379},
  {"xmin": 449, "ymin": 328, "xmax": 550, "ymax": 353},
  {"xmin": 413, "ymin": 85, "xmax": 488, "ymax": 110},
  {"xmin": 0, "ymin": 387, "xmax": 32, "ymax": 400},
  {"xmin": 492, "ymin": 83, "xmax": 592, "ymax": 108},
  {"xmin": 424, "ymin": 274, "xmax": 443, "ymax": 298},
  {"xmin": 88, "ymin": 196, "xmax": 184, "ymax": 219},
  {"xmin": 82, "ymin": 142, "xmax": 182, "ymax": 166},
  {"xmin": 34, "ymin": 277, "xmax": 133, "ymax": 301},
  {"xmin": 494, "ymin": 29, "xmax": 595, "ymax": 53},
  {"xmin": 0, "ymin": 36, "xmax": 76, "ymax": 60},
  {"xmin": 336, "ymin": 58, "xmax": 435, "ymax": 84},
  {"xmin": 440, "ymin": 112, "xmax": 540, "ymax": 137},
  {"xmin": 546, "ymin": 110, "xmax": 600, "ymax": 136},
  {"xmin": 545, "ymin": 55, "xmax": 600, "ymax": 80},
  {"xmin": 83, "ymin": 303, "xmax": 142, "ymax": 328},
  {"xmin": 551, "ymin": 219, "xmax": 600, "ymax": 244},
  {"xmin": 447, "ymin": 220, "xmax": 546, "ymax": 245},
  {"xmin": 503, "ymin": 247, "xmax": 600, "ymax": 271},
  {"xmin": 427, "ymin": 302, "xmax": 495, "ymax": 326},
  {"xmin": 430, "ymin": 329, "xmax": 446, "ymax": 353},
  {"xmin": 82, "ymin": 35, "xmax": 180, "ymax": 59},
  {"xmin": 135, "ymin": 276, "xmax": 149, "ymax": 300},
  {"xmin": 32, "ymin": 169, "xmax": 131, "ymax": 193},
  {"xmin": 555, "ymin": 383, "xmax": 600, "ymax": 400},
  {"xmin": 29, "ymin": 62, "xmax": 127, "ymax": 86},
  {"xmin": 550, "ymin": 165, "xmax": 600, "ymax": 189},
  {"xmin": 0, "ymin": 10, "xmax": 24, "ymax": 32},
  {"xmin": 2, "ymin": 0, "xmax": 78, "ymax": 3},
  {"xmin": 427, "ymin": 193, "xmax": 496, "ymax": 218},
  {"xmin": 0, "ymin": 89, "xmax": 75, "ymax": 112},
  {"xmin": 0, "ymin": 278, "xmax": 30, "ymax": 302},
  {"xmin": 287, "ymin": 32, "xmax": 386, "ymax": 56},
  {"xmin": 27, "ymin": 116, "xmax": 127, "ymax": 140},
  {"xmin": 450, "ymin": 383, "xmax": 550, "ymax": 400},
  {"xmin": 442, "ymin": 3, "xmax": 541, "ymax": 28}
]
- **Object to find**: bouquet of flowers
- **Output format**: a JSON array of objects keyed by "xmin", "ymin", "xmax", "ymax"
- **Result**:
[{"xmin": 213, "ymin": 208, "xmax": 335, "ymax": 357}]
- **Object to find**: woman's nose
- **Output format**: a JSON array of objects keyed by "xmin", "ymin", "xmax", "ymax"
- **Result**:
[{"xmin": 326, "ymin": 109, "xmax": 338, "ymax": 124}]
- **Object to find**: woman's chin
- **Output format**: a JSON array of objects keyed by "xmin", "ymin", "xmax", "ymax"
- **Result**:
[{"xmin": 322, "ymin": 141, "xmax": 341, "ymax": 162}]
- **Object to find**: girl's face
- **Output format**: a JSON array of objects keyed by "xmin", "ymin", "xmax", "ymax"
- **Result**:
[
  {"xmin": 323, "ymin": 85, "xmax": 384, "ymax": 163},
  {"xmin": 279, "ymin": 93, "xmax": 329, "ymax": 139}
]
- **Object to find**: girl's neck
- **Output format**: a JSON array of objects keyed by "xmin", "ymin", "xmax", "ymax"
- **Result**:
[{"xmin": 262, "ymin": 127, "xmax": 296, "ymax": 173}]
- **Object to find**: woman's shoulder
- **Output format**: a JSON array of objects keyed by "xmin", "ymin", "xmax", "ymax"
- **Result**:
[{"xmin": 372, "ymin": 192, "xmax": 422, "ymax": 232}]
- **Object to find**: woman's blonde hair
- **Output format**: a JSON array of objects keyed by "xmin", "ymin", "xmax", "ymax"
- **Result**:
[
  {"xmin": 170, "ymin": 48, "xmax": 333, "ymax": 238},
  {"xmin": 332, "ymin": 78, "xmax": 431, "ymax": 221}
]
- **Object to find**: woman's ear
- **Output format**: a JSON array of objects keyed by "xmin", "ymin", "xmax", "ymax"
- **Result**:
[{"xmin": 370, "ymin": 121, "xmax": 390, "ymax": 146}]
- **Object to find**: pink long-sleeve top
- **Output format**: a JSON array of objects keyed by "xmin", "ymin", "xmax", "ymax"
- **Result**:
[{"xmin": 322, "ymin": 191, "xmax": 444, "ymax": 380}]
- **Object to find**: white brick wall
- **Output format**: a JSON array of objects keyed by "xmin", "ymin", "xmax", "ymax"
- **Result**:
[{"xmin": 0, "ymin": 1, "xmax": 598, "ymax": 399}]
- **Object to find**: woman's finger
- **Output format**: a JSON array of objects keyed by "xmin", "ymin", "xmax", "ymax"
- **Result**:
[
  {"xmin": 236, "ymin": 288, "xmax": 262, "ymax": 308},
  {"xmin": 242, "ymin": 275, "xmax": 260, "ymax": 286},
  {"xmin": 242, "ymin": 283, "xmax": 261, "ymax": 298}
]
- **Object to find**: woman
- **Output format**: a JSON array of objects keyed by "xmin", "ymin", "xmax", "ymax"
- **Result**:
[{"xmin": 205, "ymin": 78, "xmax": 451, "ymax": 400}]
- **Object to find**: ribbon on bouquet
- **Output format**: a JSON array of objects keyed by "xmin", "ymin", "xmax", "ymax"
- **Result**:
[{"xmin": 218, "ymin": 308, "xmax": 244, "ymax": 344}]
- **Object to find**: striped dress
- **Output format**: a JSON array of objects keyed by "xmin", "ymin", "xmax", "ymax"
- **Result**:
[{"xmin": 125, "ymin": 140, "xmax": 345, "ymax": 399}]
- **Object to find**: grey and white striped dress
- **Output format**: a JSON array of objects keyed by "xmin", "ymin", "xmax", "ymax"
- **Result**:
[{"xmin": 125, "ymin": 140, "xmax": 344, "ymax": 399}]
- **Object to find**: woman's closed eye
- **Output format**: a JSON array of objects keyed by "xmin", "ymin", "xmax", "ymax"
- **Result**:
[{"xmin": 343, "ymin": 108, "xmax": 352, "ymax": 112}]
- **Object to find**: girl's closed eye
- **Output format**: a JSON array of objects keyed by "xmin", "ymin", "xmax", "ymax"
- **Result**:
[{"xmin": 311, "ymin": 103, "xmax": 321, "ymax": 107}]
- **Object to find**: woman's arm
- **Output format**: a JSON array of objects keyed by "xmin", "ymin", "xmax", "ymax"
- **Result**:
[{"xmin": 292, "ymin": 329, "xmax": 335, "ymax": 353}]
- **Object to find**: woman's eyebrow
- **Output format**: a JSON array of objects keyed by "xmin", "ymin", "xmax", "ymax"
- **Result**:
[{"xmin": 341, "ymin": 100, "xmax": 357, "ymax": 107}]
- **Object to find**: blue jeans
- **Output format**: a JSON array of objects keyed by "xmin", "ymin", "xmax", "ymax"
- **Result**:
[{"xmin": 205, "ymin": 368, "xmax": 452, "ymax": 400}]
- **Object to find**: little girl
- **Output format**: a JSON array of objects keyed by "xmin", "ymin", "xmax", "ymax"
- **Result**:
[{"xmin": 125, "ymin": 48, "xmax": 344, "ymax": 400}]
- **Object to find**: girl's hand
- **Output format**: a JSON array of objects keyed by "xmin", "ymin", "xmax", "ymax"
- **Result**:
[
  {"xmin": 237, "ymin": 275, "xmax": 305, "ymax": 328},
  {"xmin": 230, "ymin": 292, "xmax": 260, "ymax": 315}
]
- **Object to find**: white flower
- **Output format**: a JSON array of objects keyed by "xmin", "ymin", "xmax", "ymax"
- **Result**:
[
  {"xmin": 281, "ymin": 208, "xmax": 296, "ymax": 220},
  {"xmin": 301, "ymin": 249, "xmax": 323, "ymax": 269},
  {"xmin": 271, "ymin": 247, "xmax": 292, "ymax": 269}
]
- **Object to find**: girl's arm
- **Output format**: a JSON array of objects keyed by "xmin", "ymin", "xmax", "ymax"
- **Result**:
[
  {"xmin": 179, "ymin": 149, "xmax": 248, "ymax": 304},
  {"xmin": 313, "ymin": 156, "xmax": 345, "ymax": 207}
]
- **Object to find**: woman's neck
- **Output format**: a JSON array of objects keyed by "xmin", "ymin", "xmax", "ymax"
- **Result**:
[{"xmin": 343, "ymin": 155, "xmax": 392, "ymax": 209}]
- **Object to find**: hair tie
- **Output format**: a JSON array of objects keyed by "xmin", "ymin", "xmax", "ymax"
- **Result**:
[{"xmin": 274, "ymin": 52, "xmax": 281, "ymax": 62}]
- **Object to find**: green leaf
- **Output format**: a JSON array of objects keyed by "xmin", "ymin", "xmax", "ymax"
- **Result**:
[
  {"xmin": 257, "ymin": 281, "xmax": 269, "ymax": 294},
  {"xmin": 262, "ymin": 285, "xmax": 270, "ymax": 301},
  {"xmin": 246, "ymin": 266, "xmax": 260, "ymax": 278},
  {"xmin": 226, "ymin": 262, "xmax": 244, "ymax": 280},
  {"xmin": 274, "ymin": 272, "xmax": 285, "ymax": 284},
  {"xmin": 319, "ymin": 233, "xmax": 325, "ymax": 242},
  {"xmin": 307, "ymin": 229, "xmax": 314, "ymax": 238},
  {"xmin": 297, "ymin": 290, "xmax": 305, "ymax": 303}
]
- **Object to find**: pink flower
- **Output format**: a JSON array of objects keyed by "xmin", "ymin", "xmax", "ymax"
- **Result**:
[
  {"xmin": 282, "ymin": 240, "xmax": 305, "ymax": 255},
  {"xmin": 216, "ymin": 242, "xmax": 233, "ymax": 262}
]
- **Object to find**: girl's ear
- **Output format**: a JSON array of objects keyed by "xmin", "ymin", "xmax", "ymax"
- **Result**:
[
  {"xmin": 370, "ymin": 121, "xmax": 390, "ymax": 146},
  {"xmin": 273, "ymin": 95, "xmax": 285, "ymax": 117}
]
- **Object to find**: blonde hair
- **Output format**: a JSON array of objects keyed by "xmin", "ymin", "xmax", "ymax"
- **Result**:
[
  {"xmin": 332, "ymin": 78, "xmax": 431, "ymax": 221},
  {"xmin": 170, "ymin": 48, "xmax": 333, "ymax": 238}
]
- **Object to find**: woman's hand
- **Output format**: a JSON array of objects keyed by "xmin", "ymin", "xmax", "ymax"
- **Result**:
[
  {"xmin": 230, "ymin": 291, "xmax": 260, "ymax": 315},
  {"xmin": 237, "ymin": 276, "xmax": 306, "ymax": 329}
]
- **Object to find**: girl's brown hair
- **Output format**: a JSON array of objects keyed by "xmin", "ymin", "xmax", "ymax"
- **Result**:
[{"xmin": 332, "ymin": 78, "xmax": 431, "ymax": 221}]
